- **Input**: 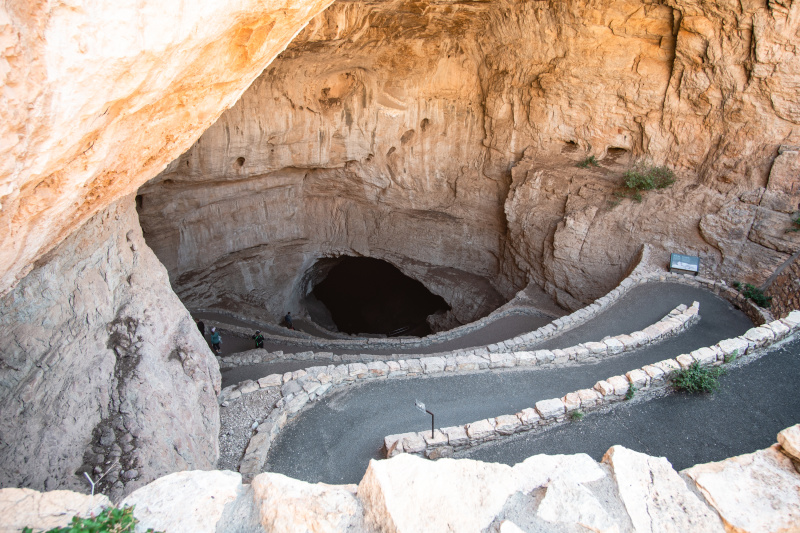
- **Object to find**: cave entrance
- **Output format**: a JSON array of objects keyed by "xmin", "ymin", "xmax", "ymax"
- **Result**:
[{"xmin": 307, "ymin": 256, "xmax": 450, "ymax": 337}]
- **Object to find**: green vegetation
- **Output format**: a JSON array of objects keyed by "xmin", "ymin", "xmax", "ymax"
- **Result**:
[
  {"xmin": 578, "ymin": 156, "xmax": 599, "ymax": 168},
  {"xmin": 624, "ymin": 384, "xmax": 637, "ymax": 400},
  {"xmin": 623, "ymin": 165, "xmax": 675, "ymax": 191},
  {"xmin": 608, "ymin": 164, "xmax": 676, "ymax": 205},
  {"xmin": 732, "ymin": 281, "xmax": 772, "ymax": 308},
  {"xmin": 787, "ymin": 215, "xmax": 800, "ymax": 233},
  {"xmin": 570, "ymin": 410, "xmax": 585, "ymax": 421},
  {"xmin": 724, "ymin": 348, "xmax": 739, "ymax": 364},
  {"xmin": 23, "ymin": 506, "xmax": 161, "ymax": 533},
  {"xmin": 672, "ymin": 362, "xmax": 725, "ymax": 394}
]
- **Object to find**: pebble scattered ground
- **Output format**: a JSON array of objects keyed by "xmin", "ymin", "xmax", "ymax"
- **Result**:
[{"xmin": 218, "ymin": 388, "xmax": 279, "ymax": 471}]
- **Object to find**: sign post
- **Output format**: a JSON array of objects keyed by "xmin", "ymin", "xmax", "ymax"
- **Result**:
[
  {"xmin": 669, "ymin": 253, "xmax": 700, "ymax": 276},
  {"xmin": 415, "ymin": 400, "xmax": 435, "ymax": 438}
]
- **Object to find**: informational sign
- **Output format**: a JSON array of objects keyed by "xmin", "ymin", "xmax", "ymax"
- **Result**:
[
  {"xmin": 669, "ymin": 253, "xmax": 700, "ymax": 275},
  {"xmin": 415, "ymin": 400, "xmax": 426, "ymax": 413}
]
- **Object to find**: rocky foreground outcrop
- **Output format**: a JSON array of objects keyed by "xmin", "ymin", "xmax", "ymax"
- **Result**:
[
  {"xmin": 0, "ymin": 197, "xmax": 221, "ymax": 501},
  {"xmin": 4, "ymin": 425, "xmax": 800, "ymax": 533},
  {"xmin": 140, "ymin": 0, "xmax": 800, "ymax": 316}
]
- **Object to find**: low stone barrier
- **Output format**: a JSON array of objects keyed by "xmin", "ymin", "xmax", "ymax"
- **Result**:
[
  {"xmin": 383, "ymin": 310, "xmax": 800, "ymax": 460},
  {"xmin": 227, "ymin": 300, "xmax": 703, "ymax": 479},
  {"xmin": 214, "ymin": 243, "xmax": 771, "ymax": 369}
]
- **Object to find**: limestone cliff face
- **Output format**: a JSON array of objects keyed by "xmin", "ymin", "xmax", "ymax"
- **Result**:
[
  {"xmin": 0, "ymin": 197, "xmax": 221, "ymax": 500},
  {"xmin": 142, "ymin": 0, "xmax": 800, "ymax": 315},
  {"xmin": 0, "ymin": 0, "xmax": 335, "ymax": 298}
]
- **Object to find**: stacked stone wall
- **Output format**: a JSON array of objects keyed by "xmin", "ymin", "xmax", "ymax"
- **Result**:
[{"xmin": 767, "ymin": 255, "xmax": 800, "ymax": 319}]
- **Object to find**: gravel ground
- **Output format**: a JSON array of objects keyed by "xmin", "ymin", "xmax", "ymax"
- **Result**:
[{"xmin": 217, "ymin": 388, "xmax": 280, "ymax": 471}]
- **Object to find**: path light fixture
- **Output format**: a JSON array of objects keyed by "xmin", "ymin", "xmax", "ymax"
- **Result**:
[{"xmin": 415, "ymin": 399, "xmax": 435, "ymax": 438}]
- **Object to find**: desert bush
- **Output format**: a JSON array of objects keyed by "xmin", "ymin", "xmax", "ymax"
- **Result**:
[
  {"xmin": 24, "ymin": 506, "xmax": 161, "ymax": 533},
  {"xmin": 672, "ymin": 362, "xmax": 724, "ymax": 394}
]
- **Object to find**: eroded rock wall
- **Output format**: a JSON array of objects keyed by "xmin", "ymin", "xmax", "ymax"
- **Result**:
[
  {"xmin": 141, "ymin": 0, "xmax": 800, "ymax": 316},
  {"xmin": 0, "ymin": 0, "xmax": 335, "ymax": 297},
  {"xmin": 0, "ymin": 196, "xmax": 221, "ymax": 500}
]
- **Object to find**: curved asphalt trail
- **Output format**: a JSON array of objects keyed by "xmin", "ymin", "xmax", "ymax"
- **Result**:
[
  {"xmin": 460, "ymin": 336, "xmax": 800, "ymax": 471},
  {"xmin": 265, "ymin": 283, "xmax": 758, "ymax": 484},
  {"xmin": 219, "ymin": 313, "xmax": 552, "ymax": 388}
]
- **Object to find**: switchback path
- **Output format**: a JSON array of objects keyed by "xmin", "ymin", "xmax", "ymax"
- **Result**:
[
  {"xmin": 264, "ymin": 283, "xmax": 756, "ymax": 484},
  {"xmin": 459, "ymin": 335, "xmax": 800, "ymax": 471},
  {"xmin": 219, "ymin": 313, "xmax": 551, "ymax": 388}
]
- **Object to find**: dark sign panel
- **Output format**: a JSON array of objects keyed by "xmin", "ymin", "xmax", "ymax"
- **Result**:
[{"xmin": 669, "ymin": 253, "xmax": 700, "ymax": 275}]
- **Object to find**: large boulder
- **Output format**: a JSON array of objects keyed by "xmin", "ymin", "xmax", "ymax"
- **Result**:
[{"xmin": 0, "ymin": 197, "xmax": 221, "ymax": 500}]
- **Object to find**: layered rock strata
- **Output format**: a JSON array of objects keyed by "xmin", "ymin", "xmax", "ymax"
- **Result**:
[
  {"xmin": 140, "ymin": 0, "xmax": 800, "ymax": 316},
  {"xmin": 0, "ymin": 197, "xmax": 221, "ymax": 500},
  {"xmin": 0, "ymin": 0, "xmax": 336, "ymax": 297},
  {"xmin": 7, "ymin": 425, "xmax": 800, "ymax": 533}
]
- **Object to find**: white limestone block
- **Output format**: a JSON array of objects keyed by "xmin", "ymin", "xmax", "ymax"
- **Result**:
[
  {"xmin": 253, "ymin": 473, "xmax": 360, "ymax": 533},
  {"xmin": 536, "ymin": 398, "xmax": 566, "ymax": 419},
  {"xmin": 537, "ymin": 478, "xmax": 620, "ymax": 532},
  {"xmin": 604, "ymin": 446, "xmax": 724, "ymax": 533},
  {"xmin": 122, "ymin": 471, "xmax": 242, "ymax": 533},
  {"xmin": 577, "ymin": 388, "xmax": 602, "ymax": 407},
  {"xmin": 466, "ymin": 419, "xmax": 496, "ymax": 440},
  {"xmin": 358, "ymin": 455, "xmax": 518, "ymax": 533},
  {"xmin": 0, "ymin": 488, "xmax": 110, "ymax": 533},
  {"xmin": 442, "ymin": 426, "xmax": 469, "ymax": 447},
  {"xmin": 514, "ymin": 453, "xmax": 605, "ymax": 493},
  {"xmin": 494, "ymin": 414, "xmax": 522, "ymax": 435},
  {"xmin": 684, "ymin": 445, "xmax": 800, "ymax": 533},
  {"xmin": 604, "ymin": 338, "xmax": 625, "ymax": 354}
]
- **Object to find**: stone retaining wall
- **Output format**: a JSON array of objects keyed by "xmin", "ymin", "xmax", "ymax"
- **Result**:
[
  {"xmin": 223, "ymin": 247, "xmax": 776, "ymax": 479},
  {"xmin": 228, "ymin": 299, "xmax": 703, "ymax": 479},
  {"xmin": 767, "ymin": 253, "xmax": 800, "ymax": 319},
  {"xmin": 384, "ymin": 311, "xmax": 800, "ymax": 460},
  {"xmin": 215, "ymin": 245, "xmax": 652, "ymax": 367}
]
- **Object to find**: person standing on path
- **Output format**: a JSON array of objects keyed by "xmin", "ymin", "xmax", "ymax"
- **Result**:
[
  {"xmin": 196, "ymin": 319, "xmax": 205, "ymax": 337},
  {"xmin": 210, "ymin": 327, "xmax": 222, "ymax": 354},
  {"xmin": 284, "ymin": 312, "xmax": 294, "ymax": 330},
  {"xmin": 252, "ymin": 330, "xmax": 264, "ymax": 349}
]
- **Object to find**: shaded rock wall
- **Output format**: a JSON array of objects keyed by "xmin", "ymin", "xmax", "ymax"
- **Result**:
[
  {"xmin": 141, "ymin": 0, "xmax": 800, "ymax": 315},
  {"xmin": 0, "ymin": 197, "xmax": 221, "ymax": 500}
]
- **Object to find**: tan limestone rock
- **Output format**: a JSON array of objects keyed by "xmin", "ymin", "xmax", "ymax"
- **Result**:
[
  {"xmin": 536, "ymin": 478, "xmax": 621, "ymax": 533},
  {"xmin": 513, "ymin": 453, "xmax": 605, "ymax": 494},
  {"xmin": 121, "ymin": 470, "xmax": 242, "ymax": 533},
  {"xmin": 358, "ymin": 454, "xmax": 518, "ymax": 533},
  {"xmin": 684, "ymin": 444, "xmax": 800, "ymax": 533},
  {"xmin": 0, "ymin": 488, "xmax": 110, "ymax": 533},
  {"xmin": 0, "ymin": 0, "xmax": 336, "ymax": 297},
  {"xmin": 252, "ymin": 472, "xmax": 362, "ymax": 533},
  {"xmin": 603, "ymin": 446, "xmax": 725, "ymax": 533},
  {"xmin": 778, "ymin": 424, "xmax": 800, "ymax": 462}
]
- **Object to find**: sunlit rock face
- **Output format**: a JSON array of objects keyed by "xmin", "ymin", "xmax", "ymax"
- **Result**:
[
  {"xmin": 141, "ymin": 0, "xmax": 800, "ymax": 314},
  {"xmin": 0, "ymin": 0, "xmax": 335, "ymax": 298}
]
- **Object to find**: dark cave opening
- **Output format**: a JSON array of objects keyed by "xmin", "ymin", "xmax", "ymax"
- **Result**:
[{"xmin": 310, "ymin": 256, "xmax": 450, "ymax": 337}]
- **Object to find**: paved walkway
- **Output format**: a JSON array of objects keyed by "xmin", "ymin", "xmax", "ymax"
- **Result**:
[
  {"xmin": 263, "ymin": 283, "xmax": 758, "ymax": 484},
  {"xmin": 219, "ymin": 313, "xmax": 552, "ymax": 388},
  {"xmin": 460, "ymin": 335, "xmax": 800, "ymax": 471}
]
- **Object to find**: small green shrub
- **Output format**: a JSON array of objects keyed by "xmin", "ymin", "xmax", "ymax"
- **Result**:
[
  {"xmin": 724, "ymin": 348, "xmax": 738, "ymax": 364},
  {"xmin": 786, "ymin": 216, "xmax": 800, "ymax": 233},
  {"xmin": 734, "ymin": 281, "xmax": 772, "ymax": 308},
  {"xmin": 570, "ymin": 410, "xmax": 585, "ymax": 421},
  {"xmin": 23, "ymin": 506, "xmax": 161, "ymax": 533},
  {"xmin": 578, "ymin": 156, "xmax": 599, "ymax": 168},
  {"xmin": 623, "ymin": 165, "xmax": 676, "ymax": 191},
  {"xmin": 672, "ymin": 362, "xmax": 725, "ymax": 394},
  {"xmin": 624, "ymin": 384, "xmax": 637, "ymax": 400}
]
